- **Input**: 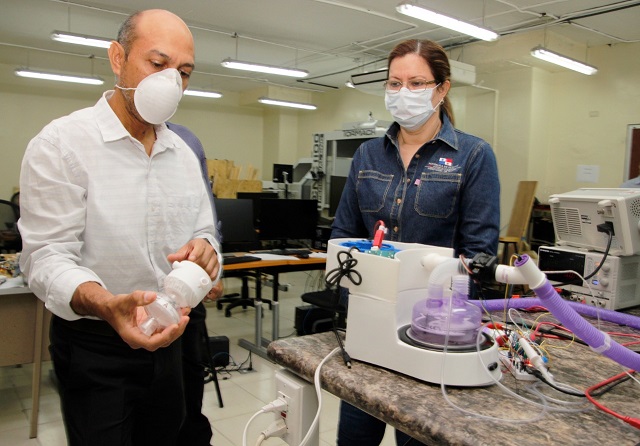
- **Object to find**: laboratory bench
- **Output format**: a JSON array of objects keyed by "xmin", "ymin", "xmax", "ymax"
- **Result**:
[
  {"xmin": 0, "ymin": 285, "xmax": 50, "ymax": 438},
  {"xmin": 268, "ymin": 307, "xmax": 640, "ymax": 446}
]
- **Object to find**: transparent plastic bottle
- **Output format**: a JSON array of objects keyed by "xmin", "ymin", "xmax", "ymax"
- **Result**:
[
  {"xmin": 409, "ymin": 275, "xmax": 481, "ymax": 346},
  {"xmin": 139, "ymin": 260, "xmax": 213, "ymax": 336}
]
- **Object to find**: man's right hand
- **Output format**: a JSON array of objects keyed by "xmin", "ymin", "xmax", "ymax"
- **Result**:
[
  {"xmin": 109, "ymin": 291, "xmax": 190, "ymax": 350},
  {"xmin": 70, "ymin": 282, "xmax": 189, "ymax": 351}
]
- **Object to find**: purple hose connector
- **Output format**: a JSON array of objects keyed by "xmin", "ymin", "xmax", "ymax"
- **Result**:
[{"xmin": 471, "ymin": 254, "xmax": 640, "ymax": 371}]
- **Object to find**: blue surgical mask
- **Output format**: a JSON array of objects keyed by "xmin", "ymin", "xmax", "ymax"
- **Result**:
[{"xmin": 385, "ymin": 86, "xmax": 441, "ymax": 131}]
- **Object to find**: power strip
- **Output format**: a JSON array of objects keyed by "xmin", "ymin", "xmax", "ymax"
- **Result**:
[{"xmin": 499, "ymin": 354, "xmax": 537, "ymax": 381}]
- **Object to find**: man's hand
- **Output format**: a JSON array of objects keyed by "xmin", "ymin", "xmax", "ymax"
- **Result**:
[
  {"xmin": 71, "ymin": 282, "xmax": 189, "ymax": 351},
  {"xmin": 167, "ymin": 238, "xmax": 220, "ymax": 281},
  {"xmin": 108, "ymin": 290, "xmax": 189, "ymax": 350},
  {"xmin": 103, "ymin": 291, "xmax": 189, "ymax": 352},
  {"xmin": 204, "ymin": 281, "xmax": 224, "ymax": 302}
]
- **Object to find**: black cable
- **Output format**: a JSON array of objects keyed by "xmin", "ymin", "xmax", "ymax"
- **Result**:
[
  {"xmin": 324, "ymin": 249, "xmax": 361, "ymax": 367},
  {"xmin": 554, "ymin": 228, "xmax": 612, "ymax": 287},
  {"xmin": 530, "ymin": 369, "xmax": 586, "ymax": 397},
  {"xmin": 532, "ymin": 369, "xmax": 634, "ymax": 398},
  {"xmin": 325, "ymin": 250, "xmax": 362, "ymax": 289},
  {"xmin": 589, "ymin": 374, "xmax": 632, "ymax": 397}
]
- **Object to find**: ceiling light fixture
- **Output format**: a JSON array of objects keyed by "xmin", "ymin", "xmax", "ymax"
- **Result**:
[
  {"xmin": 15, "ymin": 68, "xmax": 104, "ymax": 85},
  {"xmin": 530, "ymin": 46, "xmax": 598, "ymax": 75},
  {"xmin": 396, "ymin": 1, "xmax": 499, "ymax": 42},
  {"xmin": 183, "ymin": 89, "xmax": 223, "ymax": 99},
  {"xmin": 221, "ymin": 58, "xmax": 308, "ymax": 78},
  {"xmin": 51, "ymin": 30, "xmax": 112, "ymax": 49},
  {"xmin": 258, "ymin": 97, "xmax": 316, "ymax": 110}
]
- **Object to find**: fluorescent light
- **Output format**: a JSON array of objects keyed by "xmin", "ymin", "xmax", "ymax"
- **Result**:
[
  {"xmin": 221, "ymin": 58, "xmax": 308, "ymax": 78},
  {"xmin": 51, "ymin": 30, "xmax": 112, "ymax": 49},
  {"xmin": 396, "ymin": 1, "xmax": 499, "ymax": 42},
  {"xmin": 183, "ymin": 89, "xmax": 223, "ymax": 99},
  {"xmin": 345, "ymin": 80, "xmax": 355, "ymax": 88},
  {"xmin": 15, "ymin": 68, "xmax": 104, "ymax": 85},
  {"xmin": 258, "ymin": 97, "xmax": 317, "ymax": 110},
  {"xmin": 530, "ymin": 46, "xmax": 598, "ymax": 75}
]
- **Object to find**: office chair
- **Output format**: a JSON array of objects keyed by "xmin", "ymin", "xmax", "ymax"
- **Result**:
[
  {"xmin": 498, "ymin": 180, "xmax": 538, "ymax": 264},
  {"xmin": 200, "ymin": 325, "xmax": 223, "ymax": 408},
  {"xmin": 217, "ymin": 272, "xmax": 272, "ymax": 317},
  {"xmin": 10, "ymin": 191, "xmax": 19, "ymax": 218},
  {"xmin": 300, "ymin": 250, "xmax": 358, "ymax": 339},
  {"xmin": 0, "ymin": 199, "xmax": 21, "ymax": 253}
]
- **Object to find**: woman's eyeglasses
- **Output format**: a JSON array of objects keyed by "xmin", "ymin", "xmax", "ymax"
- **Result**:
[{"xmin": 383, "ymin": 79, "xmax": 436, "ymax": 93}]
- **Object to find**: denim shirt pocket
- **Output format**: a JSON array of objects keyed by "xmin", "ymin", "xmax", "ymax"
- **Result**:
[
  {"xmin": 356, "ymin": 170, "xmax": 393, "ymax": 213},
  {"xmin": 415, "ymin": 172, "xmax": 461, "ymax": 218}
]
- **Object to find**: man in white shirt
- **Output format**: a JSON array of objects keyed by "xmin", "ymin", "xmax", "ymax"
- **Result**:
[{"xmin": 18, "ymin": 9, "xmax": 221, "ymax": 445}]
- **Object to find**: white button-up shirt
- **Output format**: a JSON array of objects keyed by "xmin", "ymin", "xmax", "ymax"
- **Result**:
[{"xmin": 19, "ymin": 91, "xmax": 219, "ymax": 321}]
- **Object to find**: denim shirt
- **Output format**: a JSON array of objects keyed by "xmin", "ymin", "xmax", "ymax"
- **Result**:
[{"xmin": 331, "ymin": 116, "xmax": 500, "ymax": 257}]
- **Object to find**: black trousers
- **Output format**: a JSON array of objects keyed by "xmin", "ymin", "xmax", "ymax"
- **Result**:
[
  {"xmin": 50, "ymin": 316, "xmax": 185, "ymax": 446},
  {"xmin": 177, "ymin": 302, "xmax": 213, "ymax": 446}
]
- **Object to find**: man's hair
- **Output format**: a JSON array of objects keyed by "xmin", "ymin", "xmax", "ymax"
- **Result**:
[{"xmin": 116, "ymin": 11, "xmax": 143, "ymax": 59}]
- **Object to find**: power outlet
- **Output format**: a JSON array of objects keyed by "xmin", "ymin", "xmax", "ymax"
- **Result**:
[{"xmin": 275, "ymin": 369, "xmax": 319, "ymax": 446}]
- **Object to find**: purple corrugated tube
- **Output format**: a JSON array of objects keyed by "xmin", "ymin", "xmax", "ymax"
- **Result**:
[
  {"xmin": 470, "ymin": 298, "xmax": 640, "ymax": 330},
  {"xmin": 470, "ymin": 285, "xmax": 640, "ymax": 370}
]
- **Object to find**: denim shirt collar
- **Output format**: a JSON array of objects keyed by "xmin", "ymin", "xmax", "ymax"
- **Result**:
[{"xmin": 385, "ymin": 114, "xmax": 459, "ymax": 152}]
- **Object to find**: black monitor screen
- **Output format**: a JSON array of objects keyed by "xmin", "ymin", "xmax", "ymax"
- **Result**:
[
  {"xmin": 329, "ymin": 175, "xmax": 347, "ymax": 217},
  {"xmin": 213, "ymin": 198, "xmax": 259, "ymax": 252},
  {"xmin": 236, "ymin": 192, "xmax": 279, "ymax": 226},
  {"xmin": 256, "ymin": 199, "xmax": 318, "ymax": 242},
  {"xmin": 273, "ymin": 163, "xmax": 294, "ymax": 183}
]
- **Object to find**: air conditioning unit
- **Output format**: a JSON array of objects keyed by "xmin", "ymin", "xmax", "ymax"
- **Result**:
[{"xmin": 350, "ymin": 60, "xmax": 476, "ymax": 96}]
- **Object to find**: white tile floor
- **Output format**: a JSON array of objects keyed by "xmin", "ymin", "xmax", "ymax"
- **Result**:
[{"xmin": 0, "ymin": 271, "xmax": 396, "ymax": 445}]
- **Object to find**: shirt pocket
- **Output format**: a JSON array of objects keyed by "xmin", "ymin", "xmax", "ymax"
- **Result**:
[
  {"xmin": 162, "ymin": 194, "xmax": 200, "ymax": 242},
  {"xmin": 356, "ymin": 170, "xmax": 393, "ymax": 213},
  {"xmin": 414, "ymin": 172, "xmax": 461, "ymax": 218}
]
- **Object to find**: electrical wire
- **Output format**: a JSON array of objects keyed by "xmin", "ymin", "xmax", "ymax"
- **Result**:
[
  {"xmin": 242, "ymin": 410, "xmax": 265, "ymax": 446},
  {"xmin": 552, "ymin": 228, "xmax": 613, "ymax": 287},
  {"xmin": 440, "ymin": 319, "xmax": 551, "ymax": 423},
  {"xmin": 585, "ymin": 370, "xmax": 640, "ymax": 429},
  {"xmin": 215, "ymin": 351, "xmax": 254, "ymax": 378},
  {"xmin": 325, "ymin": 250, "xmax": 362, "ymax": 289},
  {"xmin": 298, "ymin": 347, "xmax": 340, "ymax": 446}
]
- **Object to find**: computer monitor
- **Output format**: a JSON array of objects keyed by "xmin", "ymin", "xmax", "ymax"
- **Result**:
[
  {"xmin": 236, "ymin": 192, "xmax": 279, "ymax": 226},
  {"xmin": 256, "ymin": 199, "xmax": 319, "ymax": 246},
  {"xmin": 329, "ymin": 175, "xmax": 347, "ymax": 217},
  {"xmin": 213, "ymin": 198, "xmax": 259, "ymax": 252},
  {"xmin": 273, "ymin": 163, "xmax": 294, "ymax": 184},
  {"xmin": 236, "ymin": 191, "xmax": 280, "ymax": 200}
]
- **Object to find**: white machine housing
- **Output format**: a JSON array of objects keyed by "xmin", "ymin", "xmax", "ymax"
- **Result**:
[
  {"xmin": 327, "ymin": 239, "xmax": 501, "ymax": 387},
  {"xmin": 548, "ymin": 188, "xmax": 640, "ymax": 256},
  {"xmin": 538, "ymin": 245, "xmax": 640, "ymax": 310}
]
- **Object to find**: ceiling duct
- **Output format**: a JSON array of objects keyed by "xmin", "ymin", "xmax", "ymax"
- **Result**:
[{"xmin": 350, "ymin": 60, "xmax": 476, "ymax": 96}]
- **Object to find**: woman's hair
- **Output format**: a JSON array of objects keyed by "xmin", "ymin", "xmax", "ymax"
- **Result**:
[{"xmin": 387, "ymin": 39, "xmax": 455, "ymax": 125}]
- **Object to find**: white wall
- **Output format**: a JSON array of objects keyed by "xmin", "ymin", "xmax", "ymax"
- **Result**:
[{"xmin": 3, "ymin": 37, "xmax": 640, "ymax": 230}]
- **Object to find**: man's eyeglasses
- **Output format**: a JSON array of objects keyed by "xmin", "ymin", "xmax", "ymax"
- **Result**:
[{"xmin": 383, "ymin": 79, "xmax": 436, "ymax": 93}]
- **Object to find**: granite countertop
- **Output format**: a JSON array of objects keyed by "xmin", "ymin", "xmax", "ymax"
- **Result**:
[{"xmin": 268, "ymin": 311, "xmax": 640, "ymax": 446}]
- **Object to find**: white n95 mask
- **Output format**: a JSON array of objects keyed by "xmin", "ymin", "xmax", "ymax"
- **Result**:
[
  {"xmin": 117, "ymin": 68, "xmax": 183, "ymax": 125},
  {"xmin": 385, "ymin": 86, "xmax": 440, "ymax": 131}
]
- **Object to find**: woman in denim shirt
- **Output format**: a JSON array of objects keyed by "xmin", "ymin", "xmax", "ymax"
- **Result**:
[{"xmin": 331, "ymin": 39, "xmax": 500, "ymax": 445}]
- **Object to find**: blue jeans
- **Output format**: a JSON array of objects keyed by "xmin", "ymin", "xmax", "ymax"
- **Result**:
[{"xmin": 337, "ymin": 401, "xmax": 427, "ymax": 446}]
